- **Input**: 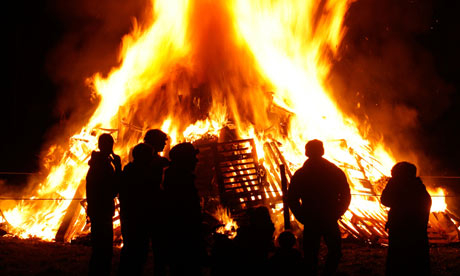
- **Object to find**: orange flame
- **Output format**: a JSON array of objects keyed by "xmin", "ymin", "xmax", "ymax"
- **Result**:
[{"xmin": 1, "ymin": 0, "xmax": 454, "ymax": 241}]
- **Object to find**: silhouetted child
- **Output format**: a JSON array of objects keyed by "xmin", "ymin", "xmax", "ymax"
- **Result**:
[
  {"xmin": 118, "ymin": 143, "xmax": 155, "ymax": 276},
  {"xmin": 86, "ymin": 133, "xmax": 121, "ymax": 276},
  {"xmin": 268, "ymin": 231, "xmax": 304, "ymax": 276},
  {"xmin": 210, "ymin": 232, "xmax": 238, "ymax": 276},
  {"xmin": 381, "ymin": 162, "xmax": 431, "ymax": 276},
  {"xmin": 163, "ymin": 142, "xmax": 204, "ymax": 276},
  {"xmin": 234, "ymin": 206, "xmax": 275, "ymax": 276}
]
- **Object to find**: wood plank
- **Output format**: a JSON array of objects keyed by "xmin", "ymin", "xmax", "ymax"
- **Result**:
[
  {"xmin": 218, "ymin": 161, "xmax": 255, "ymax": 168},
  {"xmin": 222, "ymin": 172, "xmax": 259, "ymax": 180},
  {"xmin": 55, "ymin": 180, "xmax": 86, "ymax": 242}
]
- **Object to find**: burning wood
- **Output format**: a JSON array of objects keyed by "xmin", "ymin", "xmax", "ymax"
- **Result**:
[
  {"xmin": 55, "ymin": 181, "xmax": 86, "ymax": 242},
  {"xmin": 211, "ymin": 139, "xmax": 267, "ymax": 211},
  {"xmin": 280, "ymin": 164, "xmax": 291, "ymax": 230},
  {"xmin": 0, "ymin": 0, "xmax": 459, "ymax": 247}
]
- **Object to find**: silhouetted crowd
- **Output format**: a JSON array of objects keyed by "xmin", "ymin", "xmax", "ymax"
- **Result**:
[{"xmin": 86, "ymin": 134, "xmax": 432, "ymax": 276}]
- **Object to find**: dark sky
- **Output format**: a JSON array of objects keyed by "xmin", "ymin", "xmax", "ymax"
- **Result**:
[
  {"xmin": 2, "ymin": 0, "xmax": 149, "ymax": 173},
  {"xmin": 329, "ymin": 0, "xmax": 460, "ymax": 176},
  {"xmin": 3, "ymin": 2, "xmax": 61, "ymax": 173},
  {"xmin": 2, "ymin": 0, "xmax": 459, "ymax": 176}
]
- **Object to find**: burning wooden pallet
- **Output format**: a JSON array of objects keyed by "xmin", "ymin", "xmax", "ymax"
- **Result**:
[
  {"xmin": 210, "ymin": 139, "xmax": 273, "ymax": 212},
  {"xmin": 428, "ymin": 211, "xmax": 460, "ymax": 243},
  {"xmin": 51, "ymin": 134, "xmax": 460, "ymax": 244},
  {"xmin": 339, "ymin": 205, "xmax": 389, "ymax": 244},
  {"xmin": 259, "ymin": 140, "xmax": 460, "ymax": 243}
]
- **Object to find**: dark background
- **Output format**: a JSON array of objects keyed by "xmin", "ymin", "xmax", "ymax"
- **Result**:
[
  {"xmin": 2, "ymin": 0, "xmax": 150, "ymax": 175},
  {"xmin": 329, "ymin": 0, "xmax": 460, "ymax": 177},
  {"xmin": 2, "ymin": 0, "xmax": 459, "ymax": 177}
]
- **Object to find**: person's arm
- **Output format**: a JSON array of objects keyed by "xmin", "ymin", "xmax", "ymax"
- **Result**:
[
  {"xmin": 111, "ymin": 153, "xmax": 122, "ymax": 198},
  {"xmin": 88, "ymin": 151, "xmax": 98, "ymax": 167},
  {"xmin": 380, "ymin": 178, "xmax": 396, "ymax": 207},
  {"xmin": 418, "ymin": 178, "xmax": 432, "ymax": 217},
  {"xmin": 287, "ymin": 172, "xmax": 304, "ymax": 224},
  {"xmin": 337, "ymin": 170, "xmax": 351, "ymax": 217},
  {"xmin": 111, "ymin": 153, "xmax": 122, "ymax": 173}
]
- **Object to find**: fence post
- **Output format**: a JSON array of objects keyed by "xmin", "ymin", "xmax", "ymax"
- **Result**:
[{"xmin": 280, "ymin": 164, "xmax": 291, "ymax": 230}]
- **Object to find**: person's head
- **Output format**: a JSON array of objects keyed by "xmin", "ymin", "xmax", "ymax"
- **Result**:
[
  {"xmin": 98, "ymin": 134, "xmax": 114, "ymax": 155},
  {"xmin": 305, "ymin": 139, "xmax": 324, "ymax": 159},
  {"xmin": 277, "ymin": 230, "xmax": 296, "ymax": 249},
  {"xmin": 391, "ymin": 162, "xmax": 417, "ymax": 179},
  {"xmin": 169, "ymin": 142, "xmax": 199, "ymax": 171},
  {"xmin": 144, "ymin": 129, "xmax": 168, "ymax": 152},
  {"xmin": 249, "ymin": 206, "xmax": 273, "ymax": 226},
  {"xmin": 132, "ymin": 143, "xmax": 153, "ymax": 164}
]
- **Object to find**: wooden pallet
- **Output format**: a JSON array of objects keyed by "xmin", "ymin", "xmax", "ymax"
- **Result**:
[{"xmin": 211, "ymin": 139, "xmax": 267, "ymax": 212}]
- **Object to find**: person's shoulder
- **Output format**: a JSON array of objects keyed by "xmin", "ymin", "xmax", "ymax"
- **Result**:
[
  {"xmin": 288, "ymin": 248, "xmax": 302, "ymax": 259},
  {"xmin": 160, "ymin": 156, "xmax": 170, "ymax": 166},
  {"xmin": 323, "ymin": 158, "xmax": 344, "ymax": 173},
  {"xmin": 414, "ymin": 177, "xmax": 426, "ymax": 187},
  {"xmin": 122, "ymin": 162, "xmax": 135, "ymax": 173},
  {"xmin": 414, "ymin": 177, "xmax": 430, "ymax": 194},
  {"xmin": 293, "ymin": 161, "xmax": 309, "ymax": 173},
  {"xmin": 321, "ymin": 157, "xmax": 336, "ymax": 167},
  {"xmin": 382, "ymin": 178, "xmax": 400, "ymax": 195},
  {"xmin": 90, "ymin": 151, "xmax": 100, "ymax": 159},
  {"xmin": 152, "ymin": 155, "xmax": 170, "ymax": 166},
  {"xmin": 291, "ymin": 166, "xmax": 306, "ymax": 181},
  {"xmin": 164, "ymin": 166, "xmax": 175, "ymax": 177},
  {"xmin": 89, "ymin": 151, "xmax": 103, "ymax": 166},
  {"xmin": 164, "ymin": 164, "xmax": 173, "ymax": 172}
]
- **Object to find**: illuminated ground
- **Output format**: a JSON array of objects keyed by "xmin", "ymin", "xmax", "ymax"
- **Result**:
[{"xmin": 0, "ymin": 236, "xmax": 459, "ymax": 275}]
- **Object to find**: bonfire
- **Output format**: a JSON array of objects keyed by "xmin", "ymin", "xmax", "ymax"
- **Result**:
[{"xmin": 1, "ymin": 0, "xmax": 459, "ymax": 245}]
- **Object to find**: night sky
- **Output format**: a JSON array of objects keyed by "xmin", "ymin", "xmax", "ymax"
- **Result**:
[{"xmin": 2, "ymin": 0, "xmax": 459, "ymax": 178}]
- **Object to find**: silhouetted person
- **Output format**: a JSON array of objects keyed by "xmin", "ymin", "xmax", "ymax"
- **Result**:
[
  {"xmin": 144, "ymin": 129, "xmax": 170, "ymax": 187},
  {"xmin": 381, "ymin": 162, "xmax": 431, "ymax": 276},
  {"xmin": 233, "ymin": 206, "xmax": 275, "ymax": 276},
  {"xmin": 163, "ymin": 142, "xmax": 204, "ymax": 276},
  {"xmin": 268, "ymin": 231, "xmax": 304, "ymax": 276},
  {"xmin": 210, "ymin": 233, "xmax": 238, "ymax": 276},
  {"xmin": 86, "ymin": 133, "xmax": 121, "ymax": 276},
  {"xmin": 118, "ymin": 143, "xmax": 156, "ymax": 276},
  {"xmin": 143, "ymin": 129, "xmax": 170, "ymax": 275},
  {"xmin": 287, "ymin": 139, "xmax": 351, "ymax": 276}
]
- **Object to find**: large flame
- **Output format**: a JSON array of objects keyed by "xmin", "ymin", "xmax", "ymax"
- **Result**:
[{"xmin": 1, "ymin": 0, "xmax": 455, "ymax": 241}]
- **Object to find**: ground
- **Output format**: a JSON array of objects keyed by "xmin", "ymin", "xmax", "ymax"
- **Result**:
[{"xmin": 0, "ymin": 236, "xmax": 459, "ymax": 275}]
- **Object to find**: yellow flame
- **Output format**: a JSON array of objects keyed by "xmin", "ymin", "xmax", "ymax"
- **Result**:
[
  {"xmin": 214, "ymin": 206, "xmax": 238, "ymax": 239},
  {"xmin": 1, "ymin": 0, "xmax": 453, "ymax": 242},
  {"xmin": 428, "ymin": 188, "xmax": 447, "ymax": 212}
]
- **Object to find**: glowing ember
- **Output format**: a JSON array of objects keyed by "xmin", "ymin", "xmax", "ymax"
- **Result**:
[{"xmin": 0, "ymin": 0, "xmax": 456, "ymax": 242}]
